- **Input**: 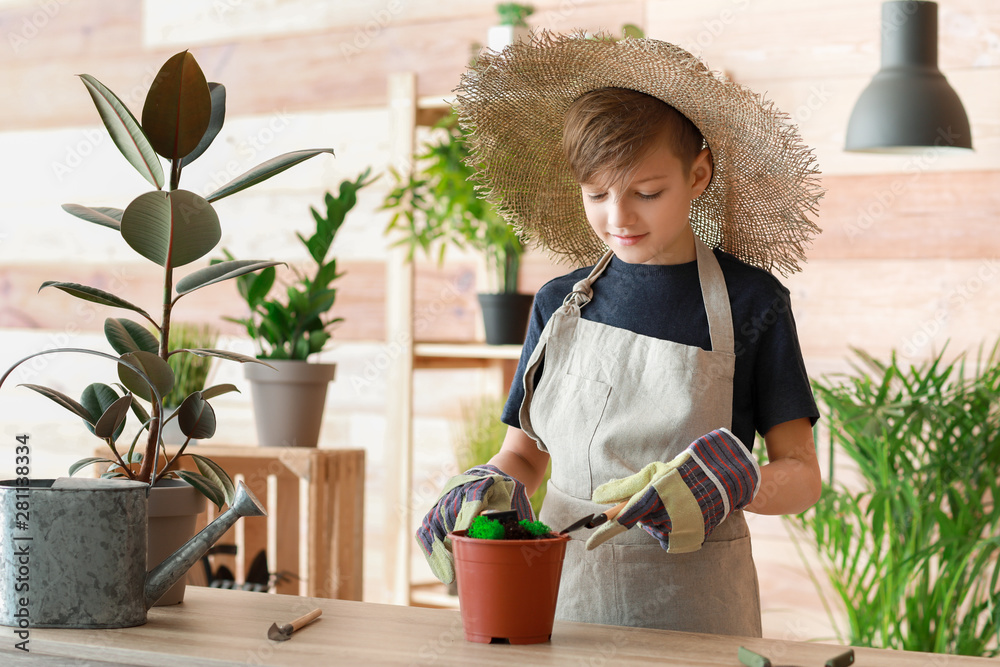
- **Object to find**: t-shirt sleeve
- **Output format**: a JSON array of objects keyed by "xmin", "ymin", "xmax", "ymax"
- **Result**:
[
  {"xmin": 750, "ymin": 284, "xmax": 819, "ymax": 436},
  {"xmin": 500, "ymin": 298, "xmax": 547, "ymax": 429}
]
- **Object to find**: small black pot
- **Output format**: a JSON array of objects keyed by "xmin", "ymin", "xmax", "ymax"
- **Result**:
[{"xmin": 477, "ymin": 292, "xmax": 534, "ymax": 345}]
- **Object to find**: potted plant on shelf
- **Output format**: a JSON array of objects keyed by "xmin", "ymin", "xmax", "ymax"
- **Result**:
[
  {"xmin": 222, "ymin": 168, "xmax": 373, "ymax": 447},
  {"xmin": 487, "ymin": 3, "xmax": 534, "ymax": 52},
  {"xmin": 0, "ymin": 49, "xmax": 333, "ymax": 626},
  {"xmin": 383, "ymin": 111, "xmax": 533, "ymax": 345}
]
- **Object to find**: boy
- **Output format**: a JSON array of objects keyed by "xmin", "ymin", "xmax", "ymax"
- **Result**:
[{"xmin": 418, "ymin": 32, "xmax": 822, "ymax": 636}]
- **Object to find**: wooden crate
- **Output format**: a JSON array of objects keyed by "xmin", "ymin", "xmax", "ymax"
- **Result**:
[{"xmin": 113, "ymin": 445, "xmax": 365, "ymax": 600}]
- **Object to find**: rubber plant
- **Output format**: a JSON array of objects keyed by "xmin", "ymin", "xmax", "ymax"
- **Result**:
[{"xmin": 0, "ymin": 50, "xmax": 333, "ymax": 508}]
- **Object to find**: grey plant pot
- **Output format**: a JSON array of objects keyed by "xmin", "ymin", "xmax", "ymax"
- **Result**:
[
  {"xmin": 244, "ymin": 359, "xmax": 337, "ymax": 447},
  {"xmin": 147, "ymin": 479, "xmax": 207, "ymax": 605}
]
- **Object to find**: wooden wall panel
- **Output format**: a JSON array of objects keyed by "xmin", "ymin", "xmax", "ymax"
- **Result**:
[
  {"xmin": 812, "ymin": 171, "xmax": 1000, "ymax": 259},
  {"xmin": 0, "ymin": 0, "xmax": 643, "ymax": 130},
  {"xmin": 647, "ymin": 0, "xmax": 1000, "ymax": 80},
  {"xmin": 0, "ymin": 260, "xmax": 490, "ymax": 344}
]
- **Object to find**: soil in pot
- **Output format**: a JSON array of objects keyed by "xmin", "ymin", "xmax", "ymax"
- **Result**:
[{"xmin": 450, "ymin": 512, "xmax": 569, "ymax": 644}]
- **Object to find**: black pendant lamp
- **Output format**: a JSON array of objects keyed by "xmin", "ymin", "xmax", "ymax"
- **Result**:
[{"xmin": 845, "ymin": 1, "xmax": 972, "ymax": 153}]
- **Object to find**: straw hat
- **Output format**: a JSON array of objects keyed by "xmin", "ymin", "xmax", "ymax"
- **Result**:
[{"xmin": 453, "ymin": 31, "xmax": 823, "ymax": 275}]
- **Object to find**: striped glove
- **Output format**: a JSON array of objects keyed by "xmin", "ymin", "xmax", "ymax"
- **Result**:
[
  {"xmin": 585, "ymin": 428, "xmax": 760, "ymax": 553},
  {"xmin": 416, "ymin": 464, "xmax": 533, "ymax": 584}
]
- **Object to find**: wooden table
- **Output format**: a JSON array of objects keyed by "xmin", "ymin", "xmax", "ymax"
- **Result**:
[{"xmin": 2, "ymin": 587, "xmax": 995, "ymax": 666}]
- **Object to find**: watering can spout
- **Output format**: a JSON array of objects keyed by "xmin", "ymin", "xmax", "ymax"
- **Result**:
[{"xmin": 144, "ymin": 481, "xmax": 266, "ymax": 609}]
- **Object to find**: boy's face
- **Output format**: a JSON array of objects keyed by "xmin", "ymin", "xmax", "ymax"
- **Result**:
[{"xmin": 580, "ymin": 141, "xmax": 712, "ymax": 265}]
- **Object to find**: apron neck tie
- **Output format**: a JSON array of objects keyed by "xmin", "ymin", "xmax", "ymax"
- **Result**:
[{"xmin": 562, "ymin": 250, "xmax": 615, "ymax": 310}]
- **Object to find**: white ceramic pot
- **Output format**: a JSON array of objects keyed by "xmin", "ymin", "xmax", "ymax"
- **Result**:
[{"xmin": 487, "ymin": 24, "xmax": 531, "ymax": 52}]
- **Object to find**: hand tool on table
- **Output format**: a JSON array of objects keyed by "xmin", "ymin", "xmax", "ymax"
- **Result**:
[
  {"xmin": 267, "ymin": 608, "xmax": 323, "ymax": 641},
  {"xmin": 559, "ymin": 499, "xmax": 629, "ymax": 535},
  {"xmin": 738, "ymin": 646, "xmax": 855, "ymax": 667}
]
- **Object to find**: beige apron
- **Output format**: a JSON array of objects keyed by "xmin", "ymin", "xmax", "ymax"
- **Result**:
[{"xmin": 519, "ymin": 236, "xmax": 762, "ymax": 637}]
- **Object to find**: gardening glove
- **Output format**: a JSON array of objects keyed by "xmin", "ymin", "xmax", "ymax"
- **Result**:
[
  {"xmin": 586, "ymin": 428, "xmax": 760, "ymax": 553},
  {"xmin": 416, "ymin": 464, "xmax": 533, "ymax": 584}
]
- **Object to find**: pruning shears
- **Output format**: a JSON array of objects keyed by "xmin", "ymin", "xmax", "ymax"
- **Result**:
[{"xmin": 558, "ymin": 500, "xmax": 629, "ymax": 535}]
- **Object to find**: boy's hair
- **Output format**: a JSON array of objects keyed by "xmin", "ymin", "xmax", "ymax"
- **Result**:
[{"xmin": 562, "ymin": 87, "xmax": 705, "ymax": 187}]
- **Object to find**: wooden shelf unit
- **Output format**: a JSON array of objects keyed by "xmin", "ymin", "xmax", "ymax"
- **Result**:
[
  {"xmin": 383, "ymin": 73, "xmax": 523, "ymax": 606},
  {"xmin": 162, "ymin": 445, "xmax": 365, "ymax": 601}
]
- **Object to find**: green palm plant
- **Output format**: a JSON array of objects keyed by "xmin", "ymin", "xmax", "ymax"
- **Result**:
[
  {"xmin": 382, "ymin": 111, "xmax": 525, "ymax": 295},
  {"xmin": 791, "ymin": 344, "xmax": 1000, "ymax": 656},
  {"xmin": 0, "ymin": 50, "xmax": 333, "ymax": 508},
  {"xmin": 162, "ymin": 323, "xmax": 218, "ymax": 410}
]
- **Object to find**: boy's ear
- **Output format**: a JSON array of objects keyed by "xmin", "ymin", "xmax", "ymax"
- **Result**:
[{"xmin": 689, "ymin": 147, "xmax": 714, "ymax": 199}]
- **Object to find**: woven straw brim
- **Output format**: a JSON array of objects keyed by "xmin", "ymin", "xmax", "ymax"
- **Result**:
[{"xmin": 454, "ymin": 31, "xmax": 823, "ymax": 275}]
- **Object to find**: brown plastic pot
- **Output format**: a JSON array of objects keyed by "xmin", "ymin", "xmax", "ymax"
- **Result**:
[{"xmin": 450, "ymin": 529, "xmax": 570, "ymax": 644}]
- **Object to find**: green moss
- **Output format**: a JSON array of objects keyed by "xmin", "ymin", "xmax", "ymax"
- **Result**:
[
  {"xmin": 518, "ymin": 520, "xmax": 552, "ymax": 537},
  {"xmin": 467, "ymin": 515, "xmax": 504, "ymax": 540}
]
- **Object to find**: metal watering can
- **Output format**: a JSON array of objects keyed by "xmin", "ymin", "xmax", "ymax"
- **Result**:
[{"xmin": 0, "ymin": 476, "xmax": 266, "ymax": 628}]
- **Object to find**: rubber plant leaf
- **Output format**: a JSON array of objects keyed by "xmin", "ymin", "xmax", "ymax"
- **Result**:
[
  {"xmin": 175, "ymin": 470, "xmax": 226, "ymax": 510},
  {"xmin": 68, "ymin": 457, "xmax": 115, "ymax": 477},
  {"xmin": 120, "ymin": 190, "xmax": 221, "ymax": 268},
  {"xmin": 175, "ymin": 259, "xmax": 285, "ymax": 296},
  {"xmin": 189, "ymin": 453, "xmax": 236, "ymax": 506},
  {"xmin": 180, "ymin": 82, "xmax": 226, "ymax": 168},
  {"xmin": 141, "ymin": 50, "xmax": 212, "ymax": 160},
  {"xmin": 94, "ymin": 394, "xmax": 133, "ymax": 439},
  {"xmin": 104, "ymin": 317, "xmax": 159, "ymax": 355},
  {"xmin": 128, "ymin": 393, "xmax": 151, "ymax": 428},
  {"xmin": 200, "ymin": 383, "xmax": 239, "ymax": 400},
  {"xmin": 117, "ymin": 351, "xmax": 174, "ymax": 403},
  {"xmin": 81, "ymin": 382, "xmax": 125, "ymax": 436},
  {"xmin": 205, "ymin": 149, "xmax": 335, "ymax": 202},
  {"xmin": 40, "ymin": 282, "xmax": 152, "ymax": 321},
  {"xmin": 18, "ymin": 384, "xmax": 93, "ymax": 424},
  {"xmin": 176, "ymin": 392, "xmax": 217, "ymax": 439},
  {"xmin": 186, "ymin": 348, "xmax": 274, "ymax": 367},
  {"xmin": 61, "ymin": 204, "xmax": 124, "ymax": 231},
  {"xmin": 78, "ymin": 73, "xmax": 164, "ymax": 189}
]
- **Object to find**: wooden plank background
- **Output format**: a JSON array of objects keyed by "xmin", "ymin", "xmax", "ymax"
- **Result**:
[{"xmin": 1, "ymin": 0, "xmax": 999, "ymax": 632}]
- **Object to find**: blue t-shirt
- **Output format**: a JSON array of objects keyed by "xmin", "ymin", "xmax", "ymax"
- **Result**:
[{"xmin": 501, "ymin": 249, "xmax": 819, "ymax": 450}]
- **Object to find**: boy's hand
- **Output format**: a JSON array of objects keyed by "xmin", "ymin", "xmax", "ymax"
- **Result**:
[
  {"xmin": 585, "ymin": 428, "xmax": 760, "ymax": 552},
  {"xmin": 415, "ymin": 464, "xmax": 533, "ymax": 584}
]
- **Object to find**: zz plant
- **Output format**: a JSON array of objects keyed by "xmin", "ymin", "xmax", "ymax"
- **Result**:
[
  {"xmin": 792, "ymin": 344, "xmax": 1000, "ymax": 656},
  {"xmin": 0, "ymin": 50, "xmax": 333, "ymax": 508},
  {"xmin": 222, "ymin": 168, "xmax": 373, "ymax": 360}
]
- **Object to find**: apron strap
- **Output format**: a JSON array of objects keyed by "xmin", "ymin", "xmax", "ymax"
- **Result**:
[
  {"xmin": 563, "ymin": 250, "xmax": 615, "ymax": 308},
  {"xmin": 694, "ymin": 236, "xmax": 735, "ymax": 355},
  {"xmin": 563, "ymin": 239, "xmax": 734, "ymax": 355}
]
